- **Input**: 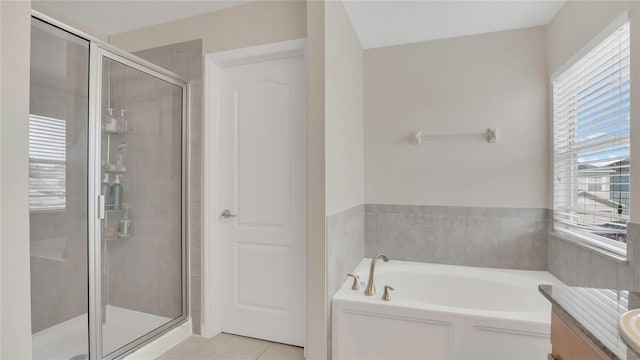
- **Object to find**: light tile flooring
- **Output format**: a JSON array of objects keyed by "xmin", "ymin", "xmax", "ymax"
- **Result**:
[{"xmin": 157, "ymin": 333, "xmax": 304, "ymax": 360}]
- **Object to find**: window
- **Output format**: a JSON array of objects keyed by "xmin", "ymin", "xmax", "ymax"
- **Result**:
[
  {"xmin": 29, "ymin": 114, "xmax": 66, "ymax": 211},
  {"xmin": 553, "ymin": 17, "xmax": 630, "ymax": 254}
]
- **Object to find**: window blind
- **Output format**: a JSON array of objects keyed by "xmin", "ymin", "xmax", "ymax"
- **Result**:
[
  {"xmin": 553, "ymin": 20, "xmax": 630, "ymax": 251},
  {"xmin": 29, "ymin": 114, "xmax": 66, "ymax": 211},
  {"xmin": 553, "ymin": 286, "xmax": 628, "ymax": 359}
]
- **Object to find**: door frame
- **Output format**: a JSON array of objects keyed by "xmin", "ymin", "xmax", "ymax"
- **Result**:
[{"xmin": 202, "ymin": 38, "xmax": 307, "ymax": 345}]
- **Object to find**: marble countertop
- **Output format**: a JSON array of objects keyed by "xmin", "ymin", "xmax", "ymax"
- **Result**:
[{"xmin": 539, "ymin": 284, "xmax": 640, "ymax": 360}]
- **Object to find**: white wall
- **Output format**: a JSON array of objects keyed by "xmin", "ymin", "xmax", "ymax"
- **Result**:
[
  {"xmin": 0, "ymin": 1, "xmax": 32, "ymax": 358},
  {"xmin": 323, "ymin": 2, "xmax": 364, "ymax": 358},
  {"xmin": 325, "ymin": 0, "xmax": 363, "ymax": 215},
  {"xmin": 363, "ymin": 26, "xmax": 549, "ymax": 208},
  {"xmin": 305, "ymin": 1, "xmax": 326, "ymax": 358},
  {"xmin": 110, "ymin": 0, "xmax": 306, "ymax": 54},
  {"xmin": 307, "ymin": 1, "xmax": 365, "ymax": 356},
  {"xmin": 547, "ymin": 0, "xmax": 640, "ymax": 223}
]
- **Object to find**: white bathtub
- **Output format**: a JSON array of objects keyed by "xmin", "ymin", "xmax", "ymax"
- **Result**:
[{"xmin": 332, "ymin": 259, "xmax": 563, "ymax": 360}]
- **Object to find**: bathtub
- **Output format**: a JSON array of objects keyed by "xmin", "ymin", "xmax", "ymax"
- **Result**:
[{"xmin": 332, "ymin": 259, "xmax": 563, "ymax": 360}]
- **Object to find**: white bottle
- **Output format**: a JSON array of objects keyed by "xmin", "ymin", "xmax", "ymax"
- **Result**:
[
  {"xmin": 118, "ymin": 109, "xmax": 128, "ymax": 132},
  {"xmin": 115, "ymin": 142, "xmax": 128, "ymax": 172},
  {"xmin": 105, "ymin": 108, "xmax": 117, "ymax": 132}
]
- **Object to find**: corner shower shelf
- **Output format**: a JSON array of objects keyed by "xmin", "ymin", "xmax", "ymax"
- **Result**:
[
  {"xmin": 102, "ymin": 228, "xmax": 119, "ymax": 241},
  {"xmin": 102, "ymin": 127, "xmax": 133, "ymax": 134},
  {"xmin": 103, "ymin": 234, "xmax": 130, "ymax": 241},
  {"xmin": 102, "ymin": 228, "xmax": 131, "ymax": 241}
]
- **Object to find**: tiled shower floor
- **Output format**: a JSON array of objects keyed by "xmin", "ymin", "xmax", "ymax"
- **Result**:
[{"xmin": 157, "ymin": 333, "xmax": 304, "ymax": 360}]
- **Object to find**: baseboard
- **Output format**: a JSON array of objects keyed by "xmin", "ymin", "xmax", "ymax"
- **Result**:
[{"xmin": 200, "ymin": 323, "xmax": 221, "ymax": 339}]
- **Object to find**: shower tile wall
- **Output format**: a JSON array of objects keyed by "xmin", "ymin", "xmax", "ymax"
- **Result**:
[
  {"xmin": 29, "ymin": 24, "xmax": 89, "ymax": 333},
  {"xmin": 133, "ymin": 40, "xmax": 204, "ymax": 334},
  {"xmin": 105, "ymin": 60, "xmax": 183, "ymax": 320},
  {"xmin": 365, "ymin": 204, "xmax": 549, "ymax": 270}
]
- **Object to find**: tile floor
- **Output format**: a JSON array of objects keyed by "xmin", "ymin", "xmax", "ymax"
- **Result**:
[{"xmin": 156, "ymin": 333, "xmax": 304, "ymax": 360}]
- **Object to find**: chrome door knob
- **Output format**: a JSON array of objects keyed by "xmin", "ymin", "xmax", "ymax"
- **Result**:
[{"xmin": 221, "ymin": 209, "xmax": 237, "ymax": 219}]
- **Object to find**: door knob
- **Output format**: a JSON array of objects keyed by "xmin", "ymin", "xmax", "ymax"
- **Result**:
[{"xmin": 221, "ymin": 209, "xmax": 237, "ymax": 219}]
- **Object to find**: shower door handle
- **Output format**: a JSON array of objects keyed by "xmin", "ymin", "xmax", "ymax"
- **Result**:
[
  {"xmin": 221, "ymin": 209, "xmax": 237, "ymax": 219},
  {"xmin": 98, "ymin": 195, "xmax": 106, "ymax": 219}
]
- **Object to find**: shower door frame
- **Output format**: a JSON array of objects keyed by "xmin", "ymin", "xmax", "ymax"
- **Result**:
[
  {"xmin": 89, "ymin": 46, "xmax": 190, "ymax": 360},
  {"xmin": 31, "ymin": 11, "xmax": 190, "ymax": 360}
]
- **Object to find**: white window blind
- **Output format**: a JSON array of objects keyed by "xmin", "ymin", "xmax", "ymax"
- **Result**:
[
  {"xmin": 553, "ymin": 286, "xmax": 628, "ymax": 359},
  {"xmin": 29, "ymin": 114, "xmax": 66, "ymax": 211},
  {"xmin": 553, "ymin": 20, "xmax": 630, "ymax": 252}
]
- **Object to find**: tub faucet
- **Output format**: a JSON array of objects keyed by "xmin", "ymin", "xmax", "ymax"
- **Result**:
[{"xmin": 365, "ymin": 254, "xmax": 389, "ymax": 296}]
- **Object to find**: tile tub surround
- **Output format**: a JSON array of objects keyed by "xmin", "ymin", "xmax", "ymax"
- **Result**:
[
  {"xmin": 326, "ymin": 204, "xmax": 365, "ymax": 358},
  {"xmin": 547, "ymin": 222, "xmax": 640, "ymax": 291},
  {"xmin": 364, "ymin": 204, "xmax": 550, "ymax": 270},
  {"xmin": 327, "ymin": 204, "xmax": 365, "ymax": 297},
  {"xmin": 134, "ymin": 39, "xmax": 204, "ymax": 334}
]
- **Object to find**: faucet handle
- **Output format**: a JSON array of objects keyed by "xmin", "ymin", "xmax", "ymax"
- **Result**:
[
  {"xmin": 382, "ymin": 285, "xmax": 394, "ymax": 301},
  {"xmin": 374, "ymin": 253, "xmax": 389, "ymax": 262},
  {"xmin": 346, "ymin": 273, "xmax": 360, "ymax": 290}
]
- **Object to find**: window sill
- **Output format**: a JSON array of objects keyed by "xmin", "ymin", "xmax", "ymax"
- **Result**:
[{"xmin": 548, "ymin": 231, "xmax": 628, "ymax": 264}]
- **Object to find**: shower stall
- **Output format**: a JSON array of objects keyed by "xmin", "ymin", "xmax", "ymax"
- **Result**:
[{"xmin": 29, "ymin": 13, "xmax": 189, "ymax": 360}]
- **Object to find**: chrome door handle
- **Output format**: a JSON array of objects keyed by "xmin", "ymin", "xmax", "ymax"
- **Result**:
[
  {"xmin": 221, "ymin": 209, "xmax": 237, "ymax": 219},
  {"xmin": 98, "ymin": 195, "xmax": 106, "ymax": 220}
]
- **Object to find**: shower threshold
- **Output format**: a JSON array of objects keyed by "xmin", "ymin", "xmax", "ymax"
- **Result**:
[{"xmin": 32, "ymin": 305, "xmax": 170, "ymax": 360}]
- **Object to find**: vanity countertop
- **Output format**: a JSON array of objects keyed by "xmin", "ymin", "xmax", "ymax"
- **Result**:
[{"xmin": 539, "ymin": 284, "xmax": 640, "ymax": 360}]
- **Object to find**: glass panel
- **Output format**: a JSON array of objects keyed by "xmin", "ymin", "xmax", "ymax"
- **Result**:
[
  {"xmin": 100, "ymin": 57, "xmax": 184, "ymax": 357},
  {"xmin": 29, "ymin": 18, "xmax": 90, "ymax": 360}
]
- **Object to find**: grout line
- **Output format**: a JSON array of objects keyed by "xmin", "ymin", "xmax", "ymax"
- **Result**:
[{"xmin": 255, "ymin": 343, "xmax": 271, "ymax": 360}]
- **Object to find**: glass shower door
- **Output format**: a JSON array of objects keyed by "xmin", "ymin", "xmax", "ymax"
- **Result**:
[
  {"xmin": 29, "ymin": 18, "xmax": 90, "ymax": 360},
  {"xmin": 96, "ymin": 52, "xmax": 186, "ymax": 359},
  {"xmin": 30, "ymin": 15, "xmax": 188, "ymax": 360}
]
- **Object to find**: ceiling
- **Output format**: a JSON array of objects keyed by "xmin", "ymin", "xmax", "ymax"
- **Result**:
[
  {"xmin": 34, "ymin": 0, "xmax": 255, "ymax": 35},
  {"xmin": 343, "ymin": 0, "xmax": 565, "ymax": 49},
  {"xmin": 35, "ymin": 0, "xmax": 565, "ymax": 48}
]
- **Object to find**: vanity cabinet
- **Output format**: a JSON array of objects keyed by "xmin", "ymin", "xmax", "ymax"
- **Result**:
[{"xmin": 550, "ymin": 306, "xmax": 610, "ymax": 360}]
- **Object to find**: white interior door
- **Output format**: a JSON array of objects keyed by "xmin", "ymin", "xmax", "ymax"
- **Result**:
[{"xmin": 220, "ymin": 53, "xmax": 306, "ymax": 346}]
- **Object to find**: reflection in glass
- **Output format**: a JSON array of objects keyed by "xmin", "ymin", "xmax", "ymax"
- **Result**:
[{"xmin": 29, "ymin": 18, "xmax": 90, "ymax": 360}]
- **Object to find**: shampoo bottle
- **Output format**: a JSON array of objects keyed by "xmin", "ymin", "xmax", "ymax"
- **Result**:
[
  {"xmin": 118, "ymin": 205, "xmax": 131, "ymax": 239},
  {"xmin": 101, "ymin": 174, "xmax": 111, "ymax": 209},
  {"xmin": 111, "ymin": 175, "xmax": 124, "ymax": 210},
  {"xmin": 118, "ymin": 109, "xmax": 128, "ymax": 132},
  {"xmin": 115, "ymin": 142, "xmax": 127, "ymax": 172},
  {"xmin": 105, "ymin": 108, "xmax": 117, "ymax": 132}
]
